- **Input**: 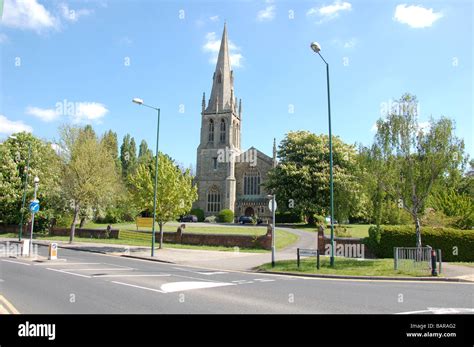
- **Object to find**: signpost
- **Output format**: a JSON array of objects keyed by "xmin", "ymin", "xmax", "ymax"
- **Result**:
[
  {"xmin": 297, "ymin": 248, "xmax": 320, "ymax": 269},
  {"xmin": 29, "ymin": 200, "xmax": 39, "ymax": 214},
  {"xmin": 28, "ymin": 177, "xmax": 40, "ymax": 257}
]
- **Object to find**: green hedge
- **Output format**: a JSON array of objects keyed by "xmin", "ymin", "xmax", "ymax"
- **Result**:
[
  {"xmin": 190, "ymin": 208, "xmax": 205, "ymax": 222},
  {"xmin": 365, "ymin": 225, "xmax": 474, "ymax": 261},
  {"xmin": 217, "ymin": 209, "xmax": 234, "ymax": 223},
  {"xmin": 275, "ymin": 211, "xmax": 303, "ymax": 223}
]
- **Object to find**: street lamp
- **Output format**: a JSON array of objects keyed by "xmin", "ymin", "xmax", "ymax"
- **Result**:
[
  {"xmin": 310, "ymin": 41, "xmax": 335, "ymax": 267},
  {"xmin": 132, "ymin": 98, "xmax": 161, "ymax": 256},
  {"xmin": 267, "ymin": 194, "xmax": 276, "ymax": 267},
  {"xmin": 28, "ymin": 176, "xmax": 39, "ymax": 257}
]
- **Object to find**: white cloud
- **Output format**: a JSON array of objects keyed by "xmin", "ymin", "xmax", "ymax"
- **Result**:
[
  {"xmin": 26, "ymin": 106, "xmax": 60, "ymax": 122},
  {"xmin": 203, "ymin": 32, "xmax": 243, "ymax": 68},
  {"xmin": 393, "ymin": 4, "xmax": 443, "ymax": 28},
  {"xmin": 2, "ymin": 0, "xmax": 59, "ymax": 32},
  {"xmin": 72, "ymin": 102, "xmax": 108, "ymax": 123},
  {"xmin": 209, "ymin": 15, "xmax": 219, "ymax": 22},
  {"xmin": 0, "ymin": 115, "xmax": 33, "ymax": 135},
  {"xmin": 307, "ymin": 1, "xmax": 352, "ymax": 22},
  {"xmin": 257, "ymin": 5, "xmax": 276, "ymax": 21},
  {"xmin": 332, "ymin": 37, "xmax": 357, "ymax": 49},
  {"xmin": 59, "ymin": 3, "xmax": 93, "ymax": 23}
]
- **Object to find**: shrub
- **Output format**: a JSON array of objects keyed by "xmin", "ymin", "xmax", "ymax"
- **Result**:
[
  {"xmin": 190, "ymin": 208, "xmax": 205, "ymax": 222},
  {"xmin": 365, "ymin": 225, "xmax": 474, "ymax": 261},
  {"xmin": 217, "ymin": 209, "xmax": 234, "ymax": 223},
  {"xmin": 275, "ymin": 211, "xmax": 304, "ymax": 223},
  {"xmin": 334, "ymin": 225, "xmax": 351, "ymax": 237},
  {"xmin": 204, "ymin": 215, "xmax": 216, "ymax": 223}
]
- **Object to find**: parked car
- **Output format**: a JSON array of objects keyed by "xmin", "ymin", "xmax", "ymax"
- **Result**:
[
  {"xmin": 238, "ymin": 216, "xmax": 263, "ymax": 225},
  {"xmin": 238, "ymin": 216, "xmax": 253, "ymax": 224},
  {"xmin": 180, "ymin": 215, "xmax": 198, "ymax": 223}
]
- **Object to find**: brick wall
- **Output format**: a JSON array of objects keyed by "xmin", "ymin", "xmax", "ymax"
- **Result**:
[
  {"xmin": 317, "ymin": 229, "xmax": 375, "ymax": 259},
  {"xmin": 50, "ymin": 228, "xmax": 119, "ymax": 239}
]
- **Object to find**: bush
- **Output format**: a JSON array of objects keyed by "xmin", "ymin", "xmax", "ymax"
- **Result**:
[
  {"xmin": 365, "ymin": 225, "xmax": 474, "ymax": 261},
  {"xmin": 429, "ymin": 189, "xmax": 474, "ymax": 230},
  {"xmin": 275, "ymin": 211, "xmax": 304, "ymax": 223},
  {"xmin": 217, "ymin": 209, "xmax": 234, "ymax": 223},
  {"xmin": 204, "ymin": 215, "xmax": 217, "ymax": 223},
  {"xmin": 334, "ymin": 225, "xmax": 351, "ymax": 237},
  {"xmin": 190, "ymin": 208, "xmax": 205, "ymax": 222}
]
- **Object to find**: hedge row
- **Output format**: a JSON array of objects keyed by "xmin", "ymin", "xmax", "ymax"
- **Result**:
[{"xmin": 365, "ymin": 225, "xmax": 474, "ymax": 262}]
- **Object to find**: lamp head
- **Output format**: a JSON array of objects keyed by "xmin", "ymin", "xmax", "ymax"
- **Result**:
[
  {"xmin": 132, "ymin": 98, "xmax": 144, "ymax": 105},
  {"xmin": 310, "ymin": 42, "xmax": 321, "ymax": 54},
  {"xmin": 33, "ymin": 176, "xmax": 40, "ymax": 184}
]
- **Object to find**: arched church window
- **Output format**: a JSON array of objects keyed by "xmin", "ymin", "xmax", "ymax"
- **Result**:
[
  {"xmin": 207, "ymin": 187, "xmax": 221, "ymax": 213},
  {"xmin": 220, "ymin": 119, "xmax": 226, "ymax": 143},
  {"xmin": 208, "ymin": 119, "xmax": 214, "ymax": 143},
  {"xmin": 244, "ymin": 171, "xmax": 261, "ymax": 195}
]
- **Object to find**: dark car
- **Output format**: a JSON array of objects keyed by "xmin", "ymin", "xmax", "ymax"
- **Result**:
[
  {"xmin": 238, "ymin": 216, "xmax": 263, "ymax": 225},
  {"xmin": 238, "ymin": 216, "xmax": 253, "ymax": 224},
  {"xmin": 180, "ymin": 215, "xmax": 198, "ymax": 223}
]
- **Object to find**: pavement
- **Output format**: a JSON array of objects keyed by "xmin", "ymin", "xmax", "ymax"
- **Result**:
[
  {"xmin": 1, "ymin": 228, "xmax": 473, "ymax": 282},
  {"xmin": 0, "ymin": 244, "xmax": 473, "ymax": 314}
]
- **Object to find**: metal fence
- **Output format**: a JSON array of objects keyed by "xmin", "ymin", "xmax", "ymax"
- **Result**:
[{"xmin": 394, "ymin": 247, "xmax": 441, "ymax": 275}]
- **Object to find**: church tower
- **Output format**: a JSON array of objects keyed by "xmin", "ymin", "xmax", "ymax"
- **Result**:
[{"xmin": 195, "ymin": 24, "xmax": 242, "ymax": 216}]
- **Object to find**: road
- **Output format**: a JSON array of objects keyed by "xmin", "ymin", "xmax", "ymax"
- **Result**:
[{"xmin": 0, "ymin": 245, "xmax": 472, "ymax": 314}]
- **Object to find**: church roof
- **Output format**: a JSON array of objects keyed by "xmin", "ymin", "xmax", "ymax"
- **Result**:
[{"xmin": 206, "ymin": 23, "xmax": 235, "ymax": 114}]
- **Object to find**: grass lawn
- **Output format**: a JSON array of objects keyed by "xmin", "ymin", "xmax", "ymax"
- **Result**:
[
  {"xmin": 291, "ymin": 224, "xmax": 372, "ymax": 238},
  {"xmin": 84, "ymin": 221, "xmax": 272, "ymax": 236},
  {"xmin": 0, "ymin": 226, "xmax": 298, "ymax": 253},
  {"xmin": 258, "ymin": 256, "xmax": 435, "ymax": 277}
]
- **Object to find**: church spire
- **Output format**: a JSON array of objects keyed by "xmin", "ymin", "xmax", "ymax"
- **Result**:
[
  {"xmin": 272, "ymin": 138, "xmax": 277, "ymax": 168},
  {"xmin": 206, "ymin": 23, "xmax": 234, "ymax": 113}
]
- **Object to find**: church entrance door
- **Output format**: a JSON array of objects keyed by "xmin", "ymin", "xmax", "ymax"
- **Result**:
[{"xmin": 244, "ymin": 207, "xmax": 254, "ymax": 217}]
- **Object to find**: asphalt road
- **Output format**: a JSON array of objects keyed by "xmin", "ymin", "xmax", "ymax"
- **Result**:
[{"xmin": 0, "ymin": 245, "xmax": 472, "ymax": 314}]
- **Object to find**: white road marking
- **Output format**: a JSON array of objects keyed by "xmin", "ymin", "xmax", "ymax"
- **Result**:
[
  {"xmin": 196, "ymin": 271, "xmax": 228, "ymax": 276},
  {"xmin": 61, "ymin": 268, "xmax": 134, "ymax": 272},
  {"xmin": 1, "ymin": 259, "xmax": 31, "ymax": 266},
  {"xmin": 93, "ymin": 274, "xmax": 171, "ymax": 278},
  {"xmin": 254, "ymin": 278, "xmax": 275, "ymax": 282},
  {"xmin": 101, "ymin": 262, "xmax": 135, "ymax": 269},
  {"xmin": 232, "ymin": 280, "xmax": 254, "ymax": 284},
  {"xmin": 34, "ymin": 262, "xmax": 100, "ymax": 266},
  {"xmin": 396, "ymin": 307, "xmax": 474, "ymax": 314},
  {"xmin": 111, "ymin": 281, "xmax": 166, "ymax": 293},
  {"xmin": 46, "ymin": 268, "xmax": 92, "ymax": 278},
  {"xmin": 160, "ymin": 281, "xmax": 235, "ymax": 293}
]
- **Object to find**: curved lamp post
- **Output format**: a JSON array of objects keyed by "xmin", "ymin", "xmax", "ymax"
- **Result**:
[
  {"xmin": 132, "ymin": 98, "xmax": 161, "ymax": 256},
  {"xmin": 310, "ymin": 42, "xmax": 335, "ymax": 267}
]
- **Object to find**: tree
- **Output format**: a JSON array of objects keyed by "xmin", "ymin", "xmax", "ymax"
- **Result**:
[
  {"xmin": 369, "ymin": 93, "xmax": 464, "ymax": 247},
  {"xmin": 137, "ymin": 139, "xmax": 154, "ymax": 168},
  {"xmin": 59, "ymin": 126, "xmax": 120, "ymax": 243},
  {"xmin": 0, "ymin": 132, "xmax": 62, "ymax": 230},
  {"xmin": 101, "ymin": 130, "xmax": 121, "ymax": 172},
  {"xmin": 264, "ymin": 131, "xmax": 363, "ymax": 224},
  {"xmin": 128, "ymin": 153, "xmax": 197, "ymax": 247},
  {"xmin": 120, "ymin": 134, "xmax": 137, "ymax": 178}
]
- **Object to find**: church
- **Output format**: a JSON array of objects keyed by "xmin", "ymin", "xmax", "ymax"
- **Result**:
[{"xmin": 194, "ymin": 24, "xmax": 276, "ymax": 221}]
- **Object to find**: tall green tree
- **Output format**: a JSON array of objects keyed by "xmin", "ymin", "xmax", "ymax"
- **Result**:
[
  {"xmin": 0, "ymin": 132, "xmax": 62, "ymax": 229},
  {"xmin": 120, "ymin": 134, "xmax": 137, "ymax": 178},
  {"xmin": 128, "ymin": 153, "xmax": 197, "ymax": 247},
  {"xmin": 369, "ymin": 93, "xmax": 464, "ymax": 247},
  {"xmin": 137, "ymin": 139, "xmax": 153, "ymax": 167},
  {"xmin": 59, "ymin": 126, "xmax": 120, "ymax": 242},
  {"xmin": 264, "ymin": 131, "xmax": 363, "ymax": 224}
]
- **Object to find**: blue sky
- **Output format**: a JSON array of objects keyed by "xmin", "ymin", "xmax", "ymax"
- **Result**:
[{"xmin": 1, "ymin": 0, "xmax": 472, "ymax": 169}]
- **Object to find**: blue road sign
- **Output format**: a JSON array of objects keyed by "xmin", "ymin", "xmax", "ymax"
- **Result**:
[{"xmin": 29, "ymin": 200, "xmax": 40, "ymax": 213}]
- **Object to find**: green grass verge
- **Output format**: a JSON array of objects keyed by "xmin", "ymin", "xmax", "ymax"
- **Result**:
[
  {"xmin": 289, "ymin": 224, "xmax": 372, "ymax": 238},
  {"xmin": 84, "ymin": 222, "xmax": 272, "ymax": 236},
  {"xmin": 0, "ymin": 228, "xmax": 298, "ymax": 253},
  {"xmin": 258, "ymin": 256, "xmax": 435, "ymax": 277}
]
